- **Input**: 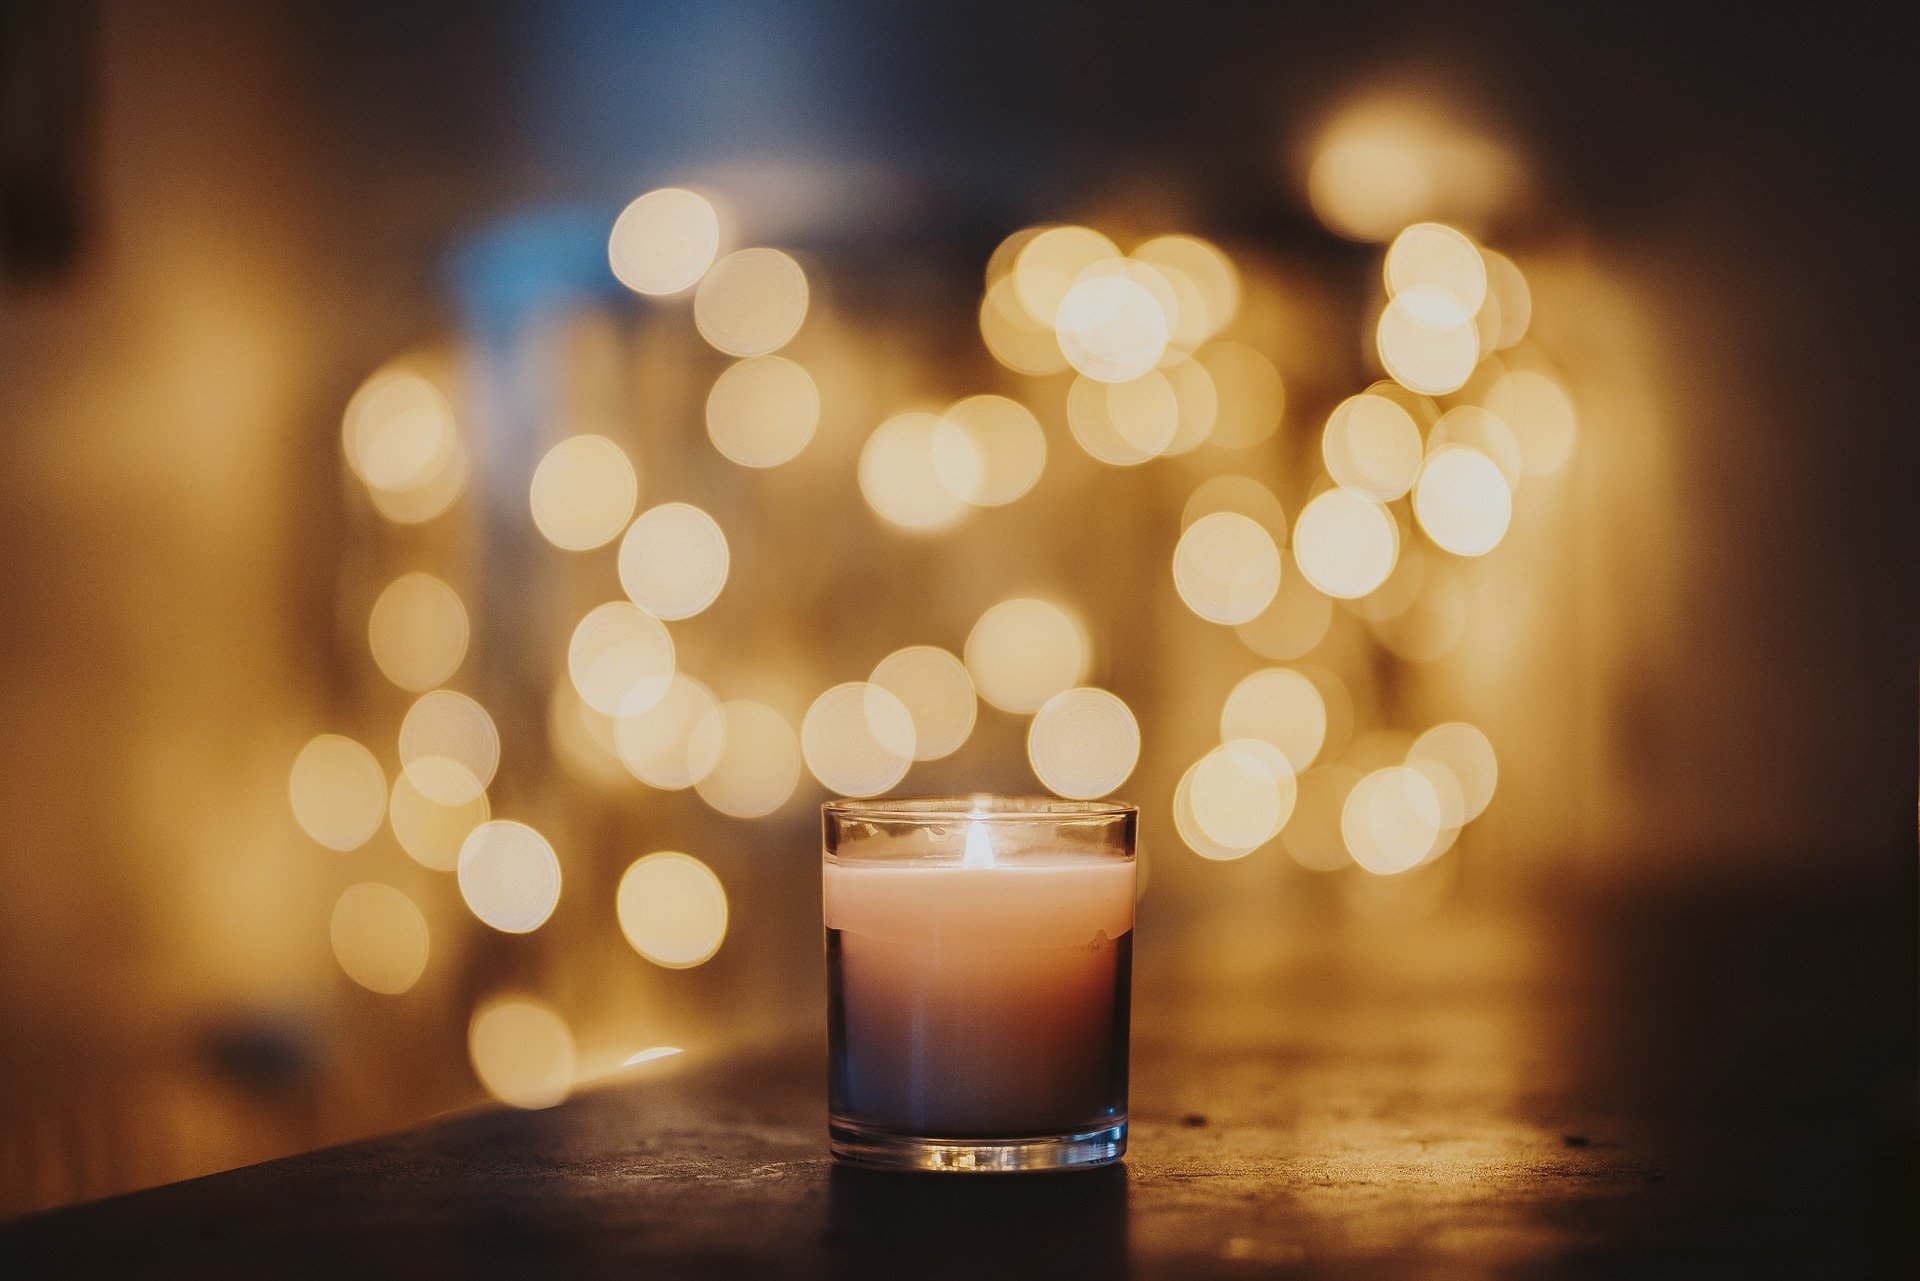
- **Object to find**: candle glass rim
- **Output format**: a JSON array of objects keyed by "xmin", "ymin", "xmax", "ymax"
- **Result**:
[{"xmin": 822, "ymin": 795, "xmax": 1136, "ymax": 823}]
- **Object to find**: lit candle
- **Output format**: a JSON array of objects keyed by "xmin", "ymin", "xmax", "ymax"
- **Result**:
[{"xmin": 823, "ymin": 798, "xmax": 1136, "ymax": 1172}]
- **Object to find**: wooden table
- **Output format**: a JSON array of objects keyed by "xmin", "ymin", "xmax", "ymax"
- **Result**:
[{"xmin": 4, "ymin": 878, "xmax": 1911, "ymax": 1277}]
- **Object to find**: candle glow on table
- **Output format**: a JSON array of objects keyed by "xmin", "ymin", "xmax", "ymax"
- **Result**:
[{"xmin": 824, "ymin": 798, "xmax": 1136, "ymax": 1172}]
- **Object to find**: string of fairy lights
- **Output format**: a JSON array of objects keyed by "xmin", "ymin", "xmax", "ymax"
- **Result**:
[{"xmin": 287, "ymin": 103, "xmax": 1577, "ymax": 1108}]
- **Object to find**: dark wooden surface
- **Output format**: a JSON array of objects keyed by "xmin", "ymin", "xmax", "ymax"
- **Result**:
[{"xmin": 3, "ymin": 878, "xmax": 1912, "ymax": 1278}]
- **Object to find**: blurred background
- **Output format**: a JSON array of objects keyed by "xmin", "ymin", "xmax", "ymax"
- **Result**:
[{"xmin": 0, "ymin": 0, "xmax": 1911, "ymax": 1219}]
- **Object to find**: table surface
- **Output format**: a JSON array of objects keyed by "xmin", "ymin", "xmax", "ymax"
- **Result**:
[{"xmin": 3, "ymin": 878, "xmax": 1912, "ymax": 1279}]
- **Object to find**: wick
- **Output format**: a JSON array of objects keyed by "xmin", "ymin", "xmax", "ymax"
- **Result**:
[{"xmin": 961, "ymin": 818, "xmax": 995, "ymax": 868}]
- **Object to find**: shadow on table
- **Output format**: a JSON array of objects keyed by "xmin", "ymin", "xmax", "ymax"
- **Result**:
[{"xmin": 826, "ymin": 1162, "xmax": 1130, "ymax": 1278}]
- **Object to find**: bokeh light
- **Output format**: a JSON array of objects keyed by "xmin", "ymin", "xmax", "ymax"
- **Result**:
[
  {"xmin": 1195, "ymin": 341, "xmax": 1285, "ymax": 448},
  {"xmin": 342, "ymin": 367, "xmax": 457, "ymax": 496},
  {"xmin": 694, "ymin": 247, "xmax": 809, "ymax": 357},
  {"xmin": 964, "ymin": 598, "xmax": 1091, "ymax": 714},
  {"xmin": 692, "ymin": 701, "xmax": 801, "ymax": 818},
  {"xmin": 870, "ymin": 646, "xmax": 976, "ymax": 761},
  {"xmin": 568, "ymin": 601, "xmax": 676, "ymax": 717},
  {"xmin": 457, "ymin": 820, "xmax": 562, "ymax": 934},
  {"xmin": 802, "ymin": 682, "xmax": 916, "ymax": 797},
  {"xmin": 608, "ymin": 187, "xmax": 722, "ymax": 297},
  {"xmin": 1182, "ymin": 475, "xmax": 1286, "ymax": 540},
  {"xmin": 1384, "ymin": 222, "xmax": 1487, "ymax": 312},
  {"xmin": 1013, "ymin": 226, "xmax": 1119, "ymax": 325},
  {"xmin": 1322, "ymin": 392, "xmax": 1423, "ymax": 501},
  {"xmin": 397, "ymin": 690, "xmax": 499, "ymax": 806},
  {"xmin": 1414, "ymin": 445, "xmax": 1513, "ymax": 556},
  {"xmin": 388, "ymin": 758, "xmax": 490, "ymax": 871},
  {"xmin": 1377, "ymin": 288, "xmax": 1480, "ymax": 395},
  {"xmin": 469, "ymin": 997, "xmax": 575, "ymax": 1110},
  {"xmin": 1487, "ymin": 369, "xmax": 1578, "ymax": 475},
  {"xmin": 1430, "ymin": 404, "xmax": 1523, "ymax": 489},
  {"xmin": 365, "ymin": 438, "xmax": 467, "ymax": 525},
  {"xmin": 330, "ymin": 883, "xmax": 430, "ymax": 995},
  {"xmin": 1056, "ymin": 261, "xmax": 1172, "ymax": 383},
  {"xmin": 530, "ymin": 435, "xmax": 639, "ymax": 551},
  {"xmin": 1220, "ymin": 667, "xmax": 1327, "ymax": 773},
  {"xmin": 1293, "ymin": 487, "xmax": 1398, "ymax": 598},
  {"xmin": 1173, "ymin": 511, "xmax": 1283, "ymax": 625},
  {"xmin": 548, "ymin": 679, "xmax": 630, "ymax": 788},
  {"xmin": 616, "ymin": 851, "xmax": 728, "ymax": 970},
  {"xmin": 705, "ymin": 356, "xmax": 819, "ymax": 468},
  {"xmin": 615, "ymin": 674, "xmax": 723, "ymax": 790},
  {"xmin": 979, "ymin": 276, "xmax": 1068, "ymax": 375},
  {"xmin": 1027, "ymin": 687, "xmax": 1141, "ymax": 800},
  {"xmin": 1131, "ymin": 234, "xmax": 1240, "ymax": 347},
  {"xmin": 368, "ymin": 572, "xmax": 469, "ymax": 693},
  {"xmin": 1408, "ymin": 722, "xmax": 1498, "ymax": 823},
  {"xmin": 933, "ymin": 395, "xmax": 1045, "ymax": 506},
  {"xmin": 1180, "ymin": 740, "xmax": 1297, "ymax": 857},
  {"xmin": 1480, "ymin": 249, "xmax": 1533, "ymax": 349},
  {"xmin": 1342, "ymin": 766, "xmax": 1443, "ymax": 874},
  {"xmin": 288, "ymin": 733, "xmax": 386, "ymax": 852},
  {"xmin": 1160, "ymin": 355, "xmax": 1220, "ymax": 454},
  {"xmin": 860, "ymin": 411, "xmax": 973, "ymax": 532},
  {"xmin": 1068, "ymin": 370, "xmax": 1178, "ymax": 465},
  {"xmin": 619, "ymin": 503, "xmax": 730, "ymax": 620}
]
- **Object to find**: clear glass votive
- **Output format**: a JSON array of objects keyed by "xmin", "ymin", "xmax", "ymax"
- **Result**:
[{"xmin": 823, "ymin": 797, "xmax": 1137, "ymax": 1173}]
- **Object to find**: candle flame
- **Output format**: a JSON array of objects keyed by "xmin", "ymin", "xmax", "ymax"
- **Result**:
[{"xmin": 962, "ymin": 819, "xmax": 995, "ymax": 867}]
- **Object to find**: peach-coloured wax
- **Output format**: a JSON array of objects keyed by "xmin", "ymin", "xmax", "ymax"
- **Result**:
[{"xmin": 825, "ymin": 853, "xmax": 1134, "ymax": 1136}]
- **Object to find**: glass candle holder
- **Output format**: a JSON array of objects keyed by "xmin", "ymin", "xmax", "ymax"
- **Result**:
[{"xmin": 823, "ymin": 797, "xmax": 1137, "ymax": 1173}]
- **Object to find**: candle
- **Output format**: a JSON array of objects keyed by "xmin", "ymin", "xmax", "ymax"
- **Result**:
[{"xmin": 823, "ymin": 798, "xmax": 1137, "ymax": 1172}]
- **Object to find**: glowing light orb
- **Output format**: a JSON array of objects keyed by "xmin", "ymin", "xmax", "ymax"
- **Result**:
[
  {"xmin": 934, "ymin": 395, "xmax": 1046, "ymax": 505},
  {"xmin": 1055, "ymin": 262, "xmax": 1171, "ymax": 383},
  {"xmin": 1385, "ymin": 222, "xmax": 1488, "ymax": 312},
  {"xmin": 608, "ymin": 187, "xmax": 721, "ymax": 297},
  {"xmin": 469, "ymin": 997, "xmax": 574, "ymax": 1109},
  {"xmin": 398, "ymin": 690, "xmax": 499, "ymax": 806},
  {"xmin": 617, "ymin": 851, "xmax": 728, "ymax": 969},
  {"xmin": 1293, "ymin": 488, "xmax": 1398, "ymax": 599},
  {"xmin": 1013, "ymin": 226, "xmax": 1120, "ymax": 325},
  {"xmin": 457, "ymin": 820, "xmax": 562, "ymax": 934},
  {"xmin": 859, "ymin": 411, "xmax": 972, "ymax": 532},
  {"xmin": 568, "ymin": 602, "xmax": 675, "ymax": 717},
  {"xmin": 1342, "ymin": 766, "xmax": 1442, "ymax": 874},
  {"xmin": 802, "ymin": 682, "xmax": 915, "ymax": 797},
  {"xmin": 530, "ymin": 435, "xmax": 639, "ymax": 551},
  {"xmin": 1067, "ymin": 371, "xmax": 1178, "ymax": 465},
  {"xmin": 1430, "ymin": 404, "xmax": 1523, "ymax": 489},
  {"xmin": 330, "ymin": 883, "xmax": 429, "ymax": 995},
  {"xmin": 870, "ymin": 646, "xmax": 977, "ymax": 761},
  {"xmin": 343, "ymin": 369, "xmax": 457, "ymax": 495},
  {"xmin": 289, "ymin": 734, "xmax": 386, "ymax": 852},
  {"xmin": 1408, "ymin": 722, "xmax": 1498, "ymax": 823},
  {"xmin": 1181, "ymin": 739, "xmax": 1297, "ymax": 857},
  {"xmin": 1377, "ymin": 288, "xmax": 1480, "ymax": 395},
  {"xmin": 1414, "ymin": 445, "xmax": 1512, "ymax": 556},
  {"xmin": 1487, "ymin": 369, "xmax": 1577, "ymax": 475},
  {"xmin": 368, "ymin": 573, "xmax": 469, "ymax": 693},
  {"xmin": 692, "ymin": 701, "xmax": 801, "ymax": 818},
  {"xmin": 1132, "ymin": 234, "xmax": 1240, "ymax": 347},
  {"xmin": 694, "ymin": 247, "xmax": 808, "ymax": 357},
  {"xmin": 979, "ymin": 277, "xmax": 1067, "ymax": 375},
  {"xmin": 1481, "ymin": 250, "xmax": 1532, "ymax": 349},
  {"xmin": 1322, "ymin": 393, "xmax": 1424, "ymax": 501},
  {"xmin": 619, "ymin": 503, "xmax": 730, "ymax": 620},
  {"xmin": 1220, "ymin": 667, "xmax": 1327, "ymax": 773},
  {"xmin": 1173, "ymin": 512, "xmax": 1283, "ymax": 625},
  {"xmin": 615, "ymin": 674, "xmax": 722, "ymax": 790},
  {"xmin": 964, "ymin": 598, "xmax": 1091, "ymax": 714},
  {"xmin": 389, "ymin": 759, "xmax": 489, "ymax": 871},
  {"xmin": 1027, "ymin": 687, "xmax": 1140, "ymax": 800},
  {"xmin": 705, "ymin": 356, "xmax": 818, "ymax": 468}
]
